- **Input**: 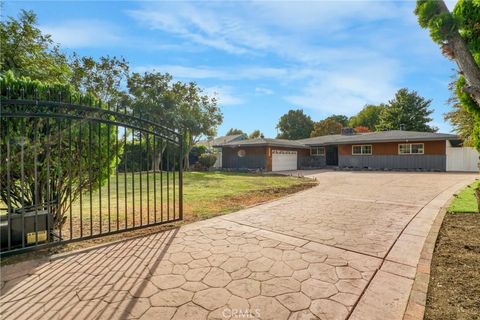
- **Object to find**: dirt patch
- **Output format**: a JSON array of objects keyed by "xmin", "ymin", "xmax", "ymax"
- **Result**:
[
  {"xmin": 425, "ymin": 213, "xmax": 480, "ymax": 320},
  {"xmin": 1, "ymin": 182, "xmax": 316, "ymax": 266}
]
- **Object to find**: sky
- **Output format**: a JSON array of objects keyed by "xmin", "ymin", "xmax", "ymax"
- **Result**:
[{"xmin": 3, "ymin": 0, "xmax": 459, "ymax": 137}]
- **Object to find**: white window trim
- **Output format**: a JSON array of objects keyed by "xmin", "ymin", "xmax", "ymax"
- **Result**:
[
  {"xmin": 310, "ymin": 147, "xmax": 325, "ymax": 156},
  {"xmin": 398, "ymin": 143, "xmax": 425, "ymax": 155},
  {"xmin": 352, "ymin": 144, "xmax": 372, "ymax": 156}
]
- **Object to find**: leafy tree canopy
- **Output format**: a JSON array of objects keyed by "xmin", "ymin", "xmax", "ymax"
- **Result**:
[
  {"xmin": 349, "ymin": 104, "xmax": 385, "ymax": 131},
  {"xmin": 0, "ymin": 10, "xmax": 71, "ymax": 83},
  {"xmin": 325, "ymin": 114, "xmax": 349, "ymax": 127},
  {"xmin": 128, "ymin": 71, "xmax": 223, "ymax": 168},
  {"xmin": 226, "ymin": 128, "xmax": 246, "ymax": 136},
  {"xmin": 276, "ymin": 109, "xmax": 314, "ymax": 140},
  {"xmin": 248, "ymin": 130, "xmax": 264, "ymax": 139},
  {"xmin": 310, "ymin": 118, "xmax": 343, "ymax": 137},
  {"xmin": 376, "ymin": 88, "xmax": 437, "ymax": 132},
  {"xmin": 70, "ymin": 54, "xmax": 129, "ymax": 104}
]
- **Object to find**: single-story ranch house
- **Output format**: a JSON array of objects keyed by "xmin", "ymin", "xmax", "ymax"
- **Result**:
[{"xmin": 214, "ymin": 130, "xmax": 479, "ymax": 172}]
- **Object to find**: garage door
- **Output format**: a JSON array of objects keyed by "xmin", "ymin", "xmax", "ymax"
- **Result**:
[{"xmin": 272, "ymin": 150, "xmax": 298, "ymax": 171}]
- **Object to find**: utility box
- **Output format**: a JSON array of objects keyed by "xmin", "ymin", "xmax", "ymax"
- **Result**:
[{"xmin": 0, "ymin": 208, "xmax": 52, "ymax": 250}]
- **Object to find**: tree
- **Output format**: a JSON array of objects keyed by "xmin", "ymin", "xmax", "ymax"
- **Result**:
[
  {"xmin": 310, "ymin": 118, "xmax": 343, "ymax": 137},
  {"xmin": 325, "ymin": 115, "xmax": 349, "ymax": 127},
  {"xmin": 444, "ymin": 81, "xmax": 476, "ymax": 146},
  {"xmin": 69, "ymin": 54, "xmax": 129, "ymax": 104},
  {"xmin": 0, "ymin": 10, "xmax": 71, "ymax": 83},
  {"xmin": 128, "ymin": 72, "xmax": 223, "ymax": 169},
  {"xmin": 415, "ymin": 0, "xmax": 480, "ymax": 150},
  {"xmin": 354, "ymin": 126, "xmax": 370, "ymax": 133},
  {"xmin": 226, "ymin": 128, "xmax": 245, "ymax": 136},
  {"xmin": 276, "ymin": 109, "xmax": 314, "ymax": 140},
  {"xmin": 376, "ymin": 88, "xmax": 437, "ymax": 132},
  {"xmin": 248, "ymin": 130, "xmax": 264, "ymax": 139},
  {"xmin": 349, "ymin": 104, "xmax": 385, "ymax": 131}
]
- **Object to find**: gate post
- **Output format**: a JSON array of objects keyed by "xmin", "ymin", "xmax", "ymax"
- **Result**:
[{"xmin": 179, "ymin": 135, "xmax": 184, "ymax": 220}]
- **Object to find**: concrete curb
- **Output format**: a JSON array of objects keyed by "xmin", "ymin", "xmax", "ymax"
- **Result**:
[{"xmin": 402, "ymin": 208, "xmax": 446, "ymax": 320}]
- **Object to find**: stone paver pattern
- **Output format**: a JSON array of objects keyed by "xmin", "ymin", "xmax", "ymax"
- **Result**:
[{"xmin": 0, "ymin": 171, "xmax": 476, "ymax": 320}]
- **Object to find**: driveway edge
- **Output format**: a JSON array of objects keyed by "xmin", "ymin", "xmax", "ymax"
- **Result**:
[
  {"xmin": 348, "ymin": 180, "xmax": 472, "ymax": 320},
  {"xmin": 402, "ymin": 207, "xmax": 446, "ymax": 320}
]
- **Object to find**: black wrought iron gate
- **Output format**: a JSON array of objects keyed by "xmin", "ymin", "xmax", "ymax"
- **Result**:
[{"xmin": 0, "ymin": 95, "xmax": 183, "ymax": 256}]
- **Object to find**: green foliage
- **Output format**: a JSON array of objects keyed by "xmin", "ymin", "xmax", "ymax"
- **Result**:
[
  {"xmin": 415, "ymin": 0, "xmax": 459, "ymax": 43},
  {"xmin": 0, "ymin": 10, "xmax": 71, "ymax": 83},
  {"xmin": 117, "ymin": 141, "xmax": 150, "ymax": 172},
  {"xmin": 376, "ymin": 88, "xmax": 436, "ymax": 132},
  {"xmin": 0, "ymin": 72, "xmax": 120, "ymax": 227},
  {"xmin": 349, "ymin": 104, "xmax": 385, "ymax": 131},
  {"xmin": 198, "ymin": 154, "xmax": 217, "ymax": 169},
  {"xmin": 190, "ymin": 145, "xmax": 208, "ymax": 157},
  {"xmin": 456, "ymin": 76, "xmax": 480, "ymax": 149},
  {"xmin": 69, "ymin": 54, "xmax": 129, "ymax": 104},
  {"xmin": 248, "ymin": 130, "xmax": 264, "ymax": 139},
  {"xmin": 310, "ymin": 118, "xmax": 343, "ymax": 137},
  {"xmin": 325, "ymin": 115, "xmax": 349, "ymax": 127},
  {"xmin": 276, "ymin": 109, "xmax": 314, "ymax": 140},
  {"xmin": 226, "ymin": 128, "xmax": 245, "ymax": 136},
  {"xmin": 127, "ymin": 71, "xmax": 223, "ymax": 168},
  {"xmin": 415, "ymin": 0, "xmax": 480, "ymax": 151}
]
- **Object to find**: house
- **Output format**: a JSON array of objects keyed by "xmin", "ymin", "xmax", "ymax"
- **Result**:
[
  {"xmin": 215, "ymin": 129, "xmax": 479, "ymax": 172},
  {"xmin": 197, "ymin": 134, "xmax": 245, "ymax": 168}
]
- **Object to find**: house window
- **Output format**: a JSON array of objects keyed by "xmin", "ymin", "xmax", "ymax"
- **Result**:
[
  {"xmin": 398, "ymin": 143, "xmax": 424, "ymax": 155},
  {"xmin": 310, "ymin": 147, "xmax": 325, "ymax": 156},
  {"xmin": 352, "ymin": 145, "xmax": 372, "ymax": 155}
]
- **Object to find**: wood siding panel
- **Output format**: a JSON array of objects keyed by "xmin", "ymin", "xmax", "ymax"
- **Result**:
[{"xmin": 339, "ymin": 140, "xmax": 446, "ymax": 156}]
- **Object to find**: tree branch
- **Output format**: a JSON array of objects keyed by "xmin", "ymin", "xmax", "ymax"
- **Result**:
[{"xmin": 437, "ymin": 1, "xmax": 480, "ymax": 107}]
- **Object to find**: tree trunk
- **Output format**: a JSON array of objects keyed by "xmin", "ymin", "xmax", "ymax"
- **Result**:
[
  {"xmin": 150, "ymin": 143, "xmax": 167, "ymax": 171},
  {"xmin": 438, "ymin": 1, "xmax": 480, "ymax": 107}
]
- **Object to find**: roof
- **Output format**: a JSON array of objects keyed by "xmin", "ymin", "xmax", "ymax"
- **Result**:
[
  {"xmin": 298, "ymin": 130, "xmax": 459, "ymax": 146},
  {"xmin": 197, "ymin": 134, "xmax": 245, "ymax": 148},
  {"xmin": 214, "ymin": 131, "xmax": 459, "ymax": 149},
  {"xmin": 215, "ymin": 138, "xmax": 310, "ymax": 149}
]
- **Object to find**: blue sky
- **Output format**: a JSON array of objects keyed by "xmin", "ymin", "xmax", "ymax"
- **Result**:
[{"xmin": 4, "ymin": 1, "xmax": 458, "ymax": 137}]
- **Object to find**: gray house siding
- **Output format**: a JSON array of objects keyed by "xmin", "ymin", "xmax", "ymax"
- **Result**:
[
  {"xmin": 222, "ymin": 153, "xmax": 267, "ymax": 170},
  {"xmin": 299, "ymin": 156, "xmax": 326, "ymax": 169},
  {"xmin": 339, "ymin": 155, "xmax": 446, "ymax": 171}
]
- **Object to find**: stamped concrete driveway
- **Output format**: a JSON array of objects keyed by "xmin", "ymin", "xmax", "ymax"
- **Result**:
[{"xmin": 0, "ymin": 171, "xmax": 476, "ymax": 320}]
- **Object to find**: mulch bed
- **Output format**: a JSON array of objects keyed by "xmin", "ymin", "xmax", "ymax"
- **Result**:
[{"xmin": 425, "ymin": 213, "xmax": 480, "ymax": 320}]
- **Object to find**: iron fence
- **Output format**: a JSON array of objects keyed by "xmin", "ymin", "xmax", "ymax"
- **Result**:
[{"xmin": 0, "ymin": 95, "xmax": 183, "ymax": 256}]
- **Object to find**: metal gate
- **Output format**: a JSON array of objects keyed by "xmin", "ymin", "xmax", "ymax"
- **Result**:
[{"xmin": 0, "ymin": 92, "xmax": 183, "ymax": 256}]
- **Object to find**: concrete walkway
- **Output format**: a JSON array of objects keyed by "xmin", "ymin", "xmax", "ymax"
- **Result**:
[{"xmin": 0, "ymin": 171, "xmax": 476, "ymax": 320}]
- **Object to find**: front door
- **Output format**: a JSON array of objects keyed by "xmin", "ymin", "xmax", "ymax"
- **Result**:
[{"xmin": 326, "ymin": 145, "xmax": 338, "ymax": 166}]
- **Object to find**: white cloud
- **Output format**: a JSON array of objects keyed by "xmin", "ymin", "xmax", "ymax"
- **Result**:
[
  {"xmin": 204, "ymin": 86, "xmax": 244, "ymax": 106},
  {"xmin": 286, "ymin": 60, "xmax": 400, "ymax": 115},
  {"xmin": 42, "ymin": 20, "xmax": 121, "ymax": 48},
  {"xmin": 255, "ymin": 87, "xmax": 274, "ymax": 95},
  {"xmin": 134, "ymin": 65, "xmax": 288, "ymax": 81}
]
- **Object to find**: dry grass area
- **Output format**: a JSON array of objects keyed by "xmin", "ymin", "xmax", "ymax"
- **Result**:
[
  {"xmin": 425, "ymin": 213, "xmax": 480, "ymax": 320},
  {"xmin": 1, "ymin": 172, "xmax": 316, "ymax": 265}
]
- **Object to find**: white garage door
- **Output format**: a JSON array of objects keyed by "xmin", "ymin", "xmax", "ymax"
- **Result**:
[{"xmin": 272, "ymin": 150, "xmax": 297, "ymax": 171}]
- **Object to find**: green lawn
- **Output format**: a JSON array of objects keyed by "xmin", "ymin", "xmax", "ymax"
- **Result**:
[
  {"xmin": 2, "ymin": 171, "xmax": 316, "ymax": 239},
  {"xmin": 448, "ymin": 180, "xmax": 480, "ymax": 213}
]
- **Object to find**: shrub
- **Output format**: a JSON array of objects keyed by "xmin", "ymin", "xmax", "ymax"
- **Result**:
[
  {"xmin": 0, "ymin": 71, "xmax": 120, "ymax": 228},
  {"xmin": 198, "ymin": 154, "xmax": 217, "ymax": 169}
]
